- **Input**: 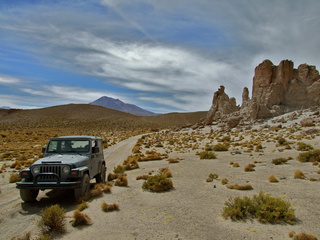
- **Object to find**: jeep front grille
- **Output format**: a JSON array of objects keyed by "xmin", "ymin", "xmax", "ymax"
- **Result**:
[{"xmin": 39, "ymin": 165, "xmax": 61, "ymax": 181}]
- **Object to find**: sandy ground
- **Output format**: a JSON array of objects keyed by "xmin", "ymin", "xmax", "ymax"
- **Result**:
[{"xmin": 1, "ymin": 110, "xmax": 320, "ymax": 240}]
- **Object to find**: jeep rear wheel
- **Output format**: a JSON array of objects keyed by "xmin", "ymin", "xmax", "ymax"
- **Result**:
[
  {"xmin": 20, "ymin": 189, "xmax": 39, "ymax": 202},
  {"xmin": 74, "ymin": 174, "xmax": 90, "ymax": 200},
  {"xmin": 95, "ymin": 164, "xmax": 106, "ymax": 183}
]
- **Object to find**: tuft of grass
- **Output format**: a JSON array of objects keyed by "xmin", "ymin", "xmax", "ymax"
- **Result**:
[
  {"xmin": 222, "ymin": 191, "xmax": 296, "ymax": 224},
  {"xmin": 199, "ymin": 151, "xmax": 217, "ymax": 159},
  {"xmin": 107, "ymin": 173, "xmax": 120, "ymax": 181},
  {"xmin": 115, "ymin": 175, "xmax": 128, "ymax": 187},
  {"xmin": 297, "ymin": 142, "xmax": 314, "ymax": 151},
  {"xmin": 226, "ymin": 184, "xmax": 253, "ymax": 190},
  {"xmin": 290, "ymin": 232, "xmax": 318, "ymax": 240},
  {"xmin": 72, "ymin": 210, "xmax": 92, "ymax": 227},
  {"xmin": 297, "ymin": 149, "xmax": 320, "ymax": 162},
  {"xmin": 9, "ymin": 173, "xmax": 21, "ymax": 183},
  {"xmin": 113, "ymin": 165, "xmax": 126, "ymax": 174},
  {"xmin": 232, "ymin": 163, "xmax": 240, "ymax": 168},
  {"xmin": 272, "ymin": 157, "xmax": 288, "ymax": 165},
  {"xmin": 213, "ymin": 143, "xmax": 229, "ymax": 151},
  {"xmin": 268, "ymin": 175, "xmax": 279, "ymax": 183},
  {"xmin": 123, "ymin": 154, "xmax": 140, "ymax": 170},
  {"xmin": 159, "ymin": 167, "xmax": 172, "ymax": 178},
  {"xmin": 244, "ymin": 164, "xmax": 255, "ymax": 172},
  {"xmin": 38, "ymin": 204, "xmax": 66, "ymax": 233},
  {"xmin": 294, "ymin": 170, "xmax": 306, "ymax": 179},
  {"xmin": 142, "ymin": 173, "xmax": 173, "ymax": 192},
  {"xmin": 77, "ymin": 201, "xmax": 89, "ymax": 211},
  {"xmin": 101, "ymin": 202, "xmax": 119, "ymax": 212},
  {"xmin": 221, "ymin": 178, "xmax": 229, "ymax": 185}
]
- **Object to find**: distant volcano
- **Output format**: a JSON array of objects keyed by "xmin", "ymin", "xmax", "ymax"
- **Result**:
[{"xmin": 90, "ymin": 96, "xmax": 157, "ymax": 116}]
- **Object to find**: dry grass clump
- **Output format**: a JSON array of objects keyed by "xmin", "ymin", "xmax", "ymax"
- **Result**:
[
  {"xmin": 222, "ymin": 191, "xmax": 296, "ymax": 224},
  {"xmin": 294, "ymin": 170, "xmax": 306, "ymax": 179},
  {"xmin": 268, "ymin": 175, "xmax": 279, "ymax": 183},
  {"xmin": 142, "ymin": 173, "xmax": 173, "ymax": 192},
  {"xmin": 38, "ymin": 204, "xmax": 66, "ymax": 233},
  {"xmin": 289, "ymin": 231, "xmax": 318, "ymax": 240},
  {"xmin": 297, "ymin": 149, "xmax": 320, "ymax": 162},
  {"xmin": 115, "ymin": 175, "xmax": 128, "ymax": 187},
  {"xmin": 226, "ymin": 184, "xmax": 253, "ymax": 190},
  {"xmin": 139, "ymin": 151, "xmax": 167, "ymax": 161},
  {"xmin": 213, "ymin": 143, "xmax": 229, "ymax": 151},
  {"xmin": 107, "ymin": 173, "xmax": 120, "ymax": 181},
  {"xmin": 10, "ymin": 232, "xmax": 50, "ymax": 240},
  {"xmin": 123, "ymin": 154, "xmax": 140, "ymax": 170},
  {"xmin": 199, "ymin": 151, "xmax": 217, "ymax": 159},
  {"xmin": 71, "ymin": 210, "xmax": 92, "ymax": 227},
  {"xmin": 297, "ymin": 142, "xmax": 314, "ymax": 151},
  {"xmin": 136, "ymin": 174, "xmax": 149, "ymax": 180},
  {"xmin": 113, "ymin": 164, "xmax": 126, "ymax": 174},
  {"xmin": 9, "ymin": 173, "xmax": 21, "ymax": 183},
  {"xmin": 206, "ymin": 173, "xmax": 219, "ymax": 182},
  {"xmin": 272, "ymin": 157, "xmax": 288, "ymax": 165},
  {"xmin": 232, "ymin": 162, "xmax": 240, "ymax": 168},
  {"xmin": 244, "ymin": 164, "xmax": 255, "ymax": 172},
  {"xmin": 76, "ymin": 201, "xmax": 89, "ymax": 211},
  {"xmin": 221, "ymin": 178, "xmax": 229, "ymax": 185},
  {"xmin": 167, "ymin": 158, "xmax": 180, "ymax": 163},
  {"xmin": 159, "ymin": 167, "xmax": 172, "ymax": 178},
  {"xmin": 101, "ymin": 202, "xmax": 119, "ymax": 212}
]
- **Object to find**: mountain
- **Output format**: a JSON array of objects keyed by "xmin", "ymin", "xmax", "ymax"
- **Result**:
[{"xmin": 90, "ymin": 96, "xmax": 157, "ymax": 116}]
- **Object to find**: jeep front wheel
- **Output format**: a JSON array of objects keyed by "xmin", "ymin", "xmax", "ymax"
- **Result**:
[
  {"xmin": 74, "ymin": 174, "xmax": 90, "ymax": 200},
  {"xmin": 20, "ymin": 189, "xmax": 39, "ymax": 202},
  {"xmin": 95, "ymin": 164, "xmax": 106, "ymax": 183}
]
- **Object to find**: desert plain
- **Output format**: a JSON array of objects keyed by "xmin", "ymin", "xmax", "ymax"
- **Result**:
[{"xmin": 1, "ymin": 108, "xmax": 320, "ymax": 240}]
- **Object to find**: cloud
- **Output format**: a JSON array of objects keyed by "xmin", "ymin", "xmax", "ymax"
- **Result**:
[
  {"xmin": 0, "ymin": 75, "xmax": 22, "ymax": 85},
  {"xmin": 1, "ymin": 0, "xmax": 320, "ymax": 112}
]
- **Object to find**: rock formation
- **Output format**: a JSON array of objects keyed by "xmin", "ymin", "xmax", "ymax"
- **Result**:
[{"xmin": 206, "ymin": 59, "xmax": 320, "ymax": 126}]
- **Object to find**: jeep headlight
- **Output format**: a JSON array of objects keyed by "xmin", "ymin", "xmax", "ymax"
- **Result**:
[
  {"xmin": 62, "ymin": 166, "xmax": 70, "ymax": 174},
  {"xmin": 32, "ymin": 166, "xmax": 40, "ymax": 174}
]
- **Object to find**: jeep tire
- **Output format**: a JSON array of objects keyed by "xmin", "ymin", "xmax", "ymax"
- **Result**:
[
  {"xmin": 20, "ymin": 188, "xmax": 39, "ymax": 202},
  {"xmin": 95, "ymin": 164, "xmax": 106, "ymax": 183},
  {"xmin": 74, "ymin": 173, "xmax": 90, "ymax": 200}
]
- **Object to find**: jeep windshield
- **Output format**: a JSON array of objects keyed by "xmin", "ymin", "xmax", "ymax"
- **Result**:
[{"xmin": 47, "ymin": 140, "xmax": 90, "ymax": 153}]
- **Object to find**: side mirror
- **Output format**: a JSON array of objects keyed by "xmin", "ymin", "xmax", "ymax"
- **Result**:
[
  {"xmin": 42, "ymin": 147, "xmax": 46, "ymax": 153},
  {"xmin": 92, "ymin": 147, "xmax": 99, "ymax": 153}
]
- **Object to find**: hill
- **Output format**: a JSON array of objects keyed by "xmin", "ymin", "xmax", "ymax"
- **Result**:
[
  {"xmin": 90, "ymin": 96, "xmax": 157, "ymax": 116},
  {"xmin": 0, "ymin": 104, "xmax": 207, "ymax": 132}
]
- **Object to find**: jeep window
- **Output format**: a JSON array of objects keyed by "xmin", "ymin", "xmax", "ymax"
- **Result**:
[{"xmin": 47, "ymin": 140, "xmax": 90, "ymax": 153}]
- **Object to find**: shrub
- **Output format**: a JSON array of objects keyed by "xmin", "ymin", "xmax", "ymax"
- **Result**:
[
  {"xmin": 159, "ymin": 167, "xmax": 172, "ymax": 178},
  {"xmin": 115, "ymin": 175, "xmax": 128, "ymax": 187},
  {"xmin": 167, "ymin": 158, "xmax": 180, "ymax": 163},
  {"xmin": 232, "ymin": 163, "xmax": 240, "ymax": 168},
  {"xmin": 107, "ymin": 173, "xmax": 120, "ymax": 181},
  {"xmin": 77, "ymin": 201, "xmax": 89, "ymax": 211},
  {"xmin": 72, "ymin": 210, "xmax": 92, "ymax": 227},
  {"xmin": 101, "ymin": 202, "xmax": 119, "ymax": 212},
  {"xmin": 39, "ymin": 204, "xmax": 66, "ymax": 233},
  {"xmin": 123, "ymin": 154, "xmax": 140, "ymax": 170},
  {"xmin": 297, "ymin": 149, "xmax": 320, "ymax": 162},
  {"xmin": 268, "ymin": 175, "xmax": 279, "ymax": 183},
  {"xmin": 222, "ymin": 191, "xmax": 296, "ymax": 224},
  {"xmin": 294, "ymin": 170, "xmax": 306, "ymax": 179},
  {"xmin": 142, "ymin": 173, "xmax": 173, "ymax": 192},
  {"xmin": 113, "ymin": 165, "xmax": 126, "ymax": 174},
  {"xmin": 278, "ymin": 137, "xmax": 287, "ymax": 145},
  {"xmin": 199, "ymin": 151, "xmax": 217, "ymax": 159},
  {"xmin": 292, "ymin": 232, "xmax": 318, "ymax": 240},
  {"xmin": 297, "ymin": 142, "xmax": 314, "ymax": 151},
  {"xmin": 244, "ymin": 164, "xmax": 255, "ymax": 172},
  {"xmin": 213, "ymin": 144, "xmax": 229, "ymax": 151},
  {"xmin": 9, "ymin": 173, "xmax": 21, "ymax": 183},
  {"xmin": 272, "ymin": 158, "xmax": 288, "ymax": 165},
  {"xmin": 226, "ymin": 184, "xmax": 253, "ymax": 190},
  {"xmin": 221, "ymin": 178, "xmax": 229, "ymax": 185}
]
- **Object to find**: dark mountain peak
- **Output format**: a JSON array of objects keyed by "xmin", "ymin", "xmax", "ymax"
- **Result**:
[{"xmin": 90, "ymin": 96, "xmax": 157, "ymax": 116}]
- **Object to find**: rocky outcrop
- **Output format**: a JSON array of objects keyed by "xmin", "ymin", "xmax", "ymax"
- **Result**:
[{"xmin": 206, "ymin": 59, "xmax": 320, "ymax": 126}]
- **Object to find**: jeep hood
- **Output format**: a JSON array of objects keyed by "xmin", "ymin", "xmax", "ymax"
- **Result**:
[{"xmin": 32, "ymin": 154, "xmax": 89, "ymax": 168}]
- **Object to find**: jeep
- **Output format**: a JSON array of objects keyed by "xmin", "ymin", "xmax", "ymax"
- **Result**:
[{"xmin": 16, "ymin": 136, "xmax": 106, "ymax": 202}]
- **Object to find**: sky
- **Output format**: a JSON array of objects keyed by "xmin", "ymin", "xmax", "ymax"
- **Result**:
[{"xmin": 1, "ymin": 0, "xmax": 320, "ymax": 113}]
